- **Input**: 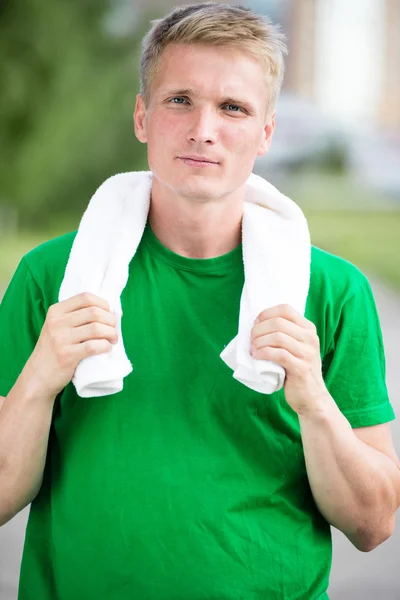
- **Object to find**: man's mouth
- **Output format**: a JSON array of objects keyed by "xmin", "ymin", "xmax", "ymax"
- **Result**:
[{"xmin": 178, "ymin": 155, "xmax": 219, "ymax": 167}]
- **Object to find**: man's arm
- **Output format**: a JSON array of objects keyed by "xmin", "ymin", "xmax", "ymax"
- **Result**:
[
  {"xmin": 0, "ymin": 376, "xmax": 56, "ymax": 526},
  {"xmin": 298, "ymin": 394, "xmax": 400, "ymax": 552},
  {"xmin": 251, "ymin": 303, "xmax": 399, "ymax": 553},
  {"xmin": 0, "ymin": 292, "xmax": 118, "ymax": 526}
]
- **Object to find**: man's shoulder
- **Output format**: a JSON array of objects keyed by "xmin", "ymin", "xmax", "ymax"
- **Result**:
[
  {"xmin": 22, "ymin": 230, "xmax": 78, "ymax": 289},
  {"xmin": 310, "ymin": 244, "xmax": 368, "ymax": 304}
]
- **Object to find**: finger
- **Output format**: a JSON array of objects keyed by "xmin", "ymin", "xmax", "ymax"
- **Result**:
[
  {"xmin": 68, "ymin": 306, "xmax": 117, "ymax": 329},
  {"xmin": 251, "ymin": 317, "xmax": 307, "ymax": 344},
  {"xmin": 251, "ymin": 344, "xmax": 301, "ymax": 369},
  {"xmin": 252, "ymin": 332, "xmax": 307, "ymax": 360},
  {"xmin": 70, "ymin": 339, "xmax": 114, "ymax": 362},
  {"xmin": 70, "ymin": 323, "xmax": 118, "ymax": 345},
  {"xmin": 256, "ymin": 304, "xmax": 314, "ymax": 331},
  {"xmin": 58, "ymin": 292, "xmax": 111, "ymax": 315}
]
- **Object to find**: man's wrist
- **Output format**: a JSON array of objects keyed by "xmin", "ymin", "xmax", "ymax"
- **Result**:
[
  {"xmin": 14, "ymin": 364, "xmax": 57, "ymax": 406},
  {"xmin": 297, "ymin": 391, "xmax": 350, "ymax": 430}
]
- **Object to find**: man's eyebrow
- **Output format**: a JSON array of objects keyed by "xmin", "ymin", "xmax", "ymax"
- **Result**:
[{"xmin": 161, "ymin": 88, "xmax": 195, "ymax": 97}]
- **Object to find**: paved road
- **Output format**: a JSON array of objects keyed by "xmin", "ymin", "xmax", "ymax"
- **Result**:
[
  {"xmin": 328, "ymin": 277, "xmax": 400, "ymax": 599},
  {"xmin": 0, "ymin": 276, "xmax": 399, "ymax": 599}
]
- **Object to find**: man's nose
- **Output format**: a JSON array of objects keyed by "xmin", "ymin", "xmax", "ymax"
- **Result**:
[{"xmin": 186, "ymin": 107, "xmax": 218, "ymax": 145}]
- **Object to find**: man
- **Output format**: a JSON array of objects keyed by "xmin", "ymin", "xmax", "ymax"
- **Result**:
[{"xmin": 0, "ymin": 3, "xmax": 399, "ymax": 599}]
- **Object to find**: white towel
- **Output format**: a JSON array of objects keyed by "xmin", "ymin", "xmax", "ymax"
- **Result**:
[{"xmin": 59, "ymin": 171, "xmax": 311, "ymax": 398}]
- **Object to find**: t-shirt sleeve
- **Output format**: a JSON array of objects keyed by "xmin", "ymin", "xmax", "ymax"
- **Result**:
[
  {"xmin": 322, "ymin": 274, "xmax": 395, "ymax": 428},
  {"xmin": 0, "ymin": 257, "xmax": 46, "ymax": 397}
]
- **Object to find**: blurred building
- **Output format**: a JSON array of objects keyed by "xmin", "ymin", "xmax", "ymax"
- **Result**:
[
  {"xmin": 381, "ymin": 0, "xmax": 400, "ymax": 129},
  {"xmin": 284, "ymin": 0, "xmax": 400, "ymax": 132},
  {"xmin": 283, "ymin": 0, "xmax": 318, "ymax": 100}
]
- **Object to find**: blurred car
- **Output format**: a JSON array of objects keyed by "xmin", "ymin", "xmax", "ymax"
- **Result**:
[
  {"xmin": 254, "ymin": 92, "xmax": 347, "ymax": 178},
  {"xmin": 347, "ymin": 132, "xmax": 400, "ymax": 200},
  {"xmin": 255, "ymin": 93, "xmax": 400, "ymax": 200}
]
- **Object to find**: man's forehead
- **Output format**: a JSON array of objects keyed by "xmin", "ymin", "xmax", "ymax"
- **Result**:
[{"xmin": 155, "ymin": 45, "xmax": 265, "ymax": 91}]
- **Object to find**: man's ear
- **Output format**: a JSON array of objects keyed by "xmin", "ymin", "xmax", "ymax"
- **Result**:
[
  {"xmin": 257, "ymin": 110, "xmax": 276, "ymax": 157},
  {"xmin": 134, "ymin": 94, "xmax": 147, "ymax": 143}
]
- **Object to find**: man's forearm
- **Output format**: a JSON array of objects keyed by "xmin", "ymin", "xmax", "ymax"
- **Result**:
[
  {"xmin": 0, "ymin": 366, "xmax": 56, "ymax": 526},
  {"xmin": 298, "ymin": 393, "xmax": 400, "ymax": 552}
]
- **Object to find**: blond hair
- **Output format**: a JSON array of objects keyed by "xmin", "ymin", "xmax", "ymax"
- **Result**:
[{"xmin": 140, "ymin": 3, "xmax": 288, "ymax": 118}]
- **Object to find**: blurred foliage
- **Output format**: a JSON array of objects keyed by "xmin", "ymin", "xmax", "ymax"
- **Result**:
[
  {"xmin": 284, "ymin": 140, "xmax": 349, "ymax": 176},
  {"xmin": 305, "ymin": 140, "xmax": 348, "ymax": 174},
  {"xmin": 0, "ymin": 0, "xmax": 149, "ymax": 228}
]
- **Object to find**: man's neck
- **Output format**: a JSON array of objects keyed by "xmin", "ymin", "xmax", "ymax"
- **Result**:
[{"xmin": 148, "ymin": 186, "xmax": 244, "ymax": 260}]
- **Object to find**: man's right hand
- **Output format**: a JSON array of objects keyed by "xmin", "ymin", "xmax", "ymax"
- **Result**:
[{"xmin": 26, "ymin": 292, "xmax": 118, "ymax": 399}]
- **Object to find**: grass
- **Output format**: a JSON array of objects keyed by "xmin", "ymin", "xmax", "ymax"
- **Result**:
[
  {"xmin": 283, "ymin": 171, "xmax": 400, "ymax": 291},
  {"xmin": 304, "ymin": 210, "xmax": 400, "ymax": 290},
  {"xmin": 0, "ymin": 221, "xmax": 76, "ymax": 292},
  {"xmin": 0, "ymin": 231, "xmax": 53, "ymax": 288}
]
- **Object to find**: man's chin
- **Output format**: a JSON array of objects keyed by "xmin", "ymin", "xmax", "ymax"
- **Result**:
[{"xmin": 178, "ymin": 186, "xmax": 221, "ymax": 201}]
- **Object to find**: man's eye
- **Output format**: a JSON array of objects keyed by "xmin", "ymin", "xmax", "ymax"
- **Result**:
[
  {"xmin": 170, "ymin": 97, "xmax": 187, "ymax": 104},
  {"xmin": 225, "ymin": 104, "xmax": 242, "ymax": 112}
]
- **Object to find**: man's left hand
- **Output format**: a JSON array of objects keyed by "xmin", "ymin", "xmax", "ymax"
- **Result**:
[{"xmin": 250, "ymin": 304, "xmax": 329, "ymax": 416}]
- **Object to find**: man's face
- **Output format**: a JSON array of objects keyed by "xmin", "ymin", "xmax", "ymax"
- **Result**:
[{"xmin": 134, "ymin": 43, "xmax": 274, "ymax": 202}]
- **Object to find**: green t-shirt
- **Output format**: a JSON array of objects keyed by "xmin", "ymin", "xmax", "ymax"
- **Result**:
[{"xmin": 0, "ymin": 221, "xmax": 395, "ymax": 600}]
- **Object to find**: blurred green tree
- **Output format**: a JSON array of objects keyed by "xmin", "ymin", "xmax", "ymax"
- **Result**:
[{"xmin": 0, "ymin": 0, "xmax": 148, "ymax": 229}]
